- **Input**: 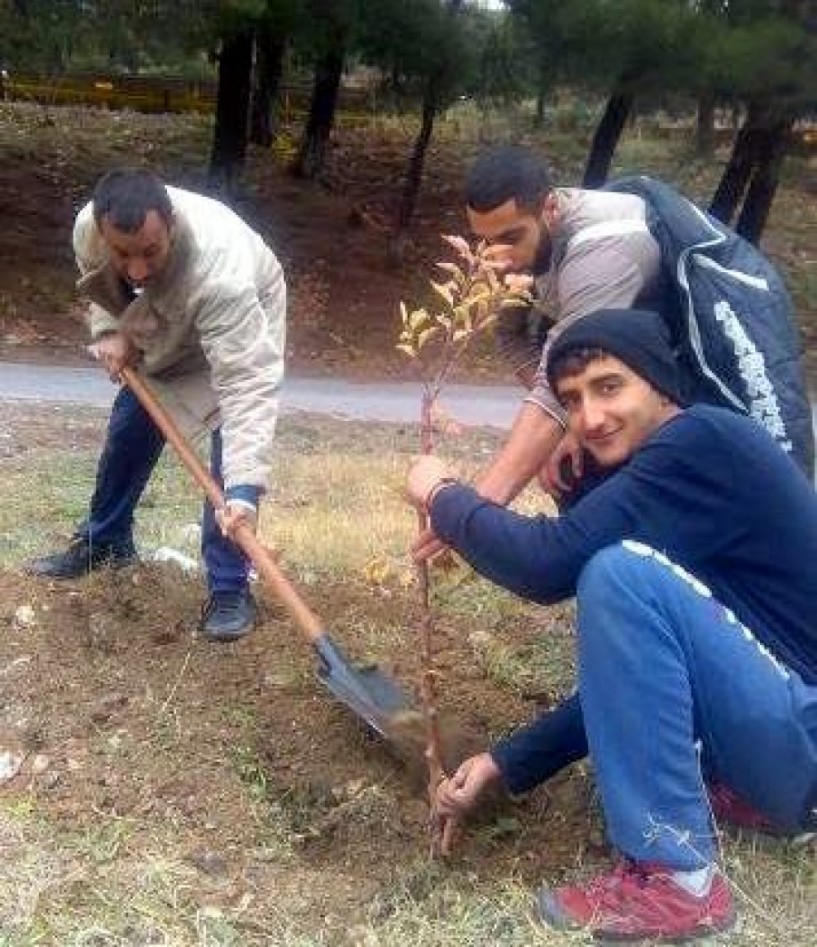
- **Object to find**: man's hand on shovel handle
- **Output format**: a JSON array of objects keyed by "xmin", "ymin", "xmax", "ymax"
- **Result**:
[
  {"xmin": 216, "ymin": 500, "xmax": 258, "ymax": 539},
  {"xmin": 88, "ymin": 332, "xmax": 139, "ymax": 382}
]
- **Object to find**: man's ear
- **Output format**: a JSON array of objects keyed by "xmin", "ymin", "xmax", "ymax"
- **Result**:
[{"xmin": 541, "ymin": 192, "xmax": 559, "ymax": 230}]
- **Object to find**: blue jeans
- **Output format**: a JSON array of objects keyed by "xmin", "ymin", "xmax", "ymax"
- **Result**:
[
  {"xmin": 577, "ymin": 541, "xmax": 817, "ymax": 870},
  {"xmin": 77, "ymin": 386, "xmax": 249, "ymax": 593}
]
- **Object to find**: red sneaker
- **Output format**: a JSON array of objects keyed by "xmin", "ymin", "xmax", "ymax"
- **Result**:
[
  {"xmin": 536, "ymin": 860, "xmax": 736, "ymax": 942},
  {"xmin": 707, "ymin": 781, "xmax": 783, "ymax": 835}
]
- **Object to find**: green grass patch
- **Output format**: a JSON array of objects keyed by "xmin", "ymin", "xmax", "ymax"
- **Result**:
[{"xmin": 1, "ymin": 408, "xmax": 816, "ymax": 945}]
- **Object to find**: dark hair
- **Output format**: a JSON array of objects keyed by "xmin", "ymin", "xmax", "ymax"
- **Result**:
[
  {"xmin": 549, "ymin": 347, "xmax": 608, "ymax": 393},
  {"xmin": 465, "ymin": 146, "xmax": 554, "ymax": 214},
  {"xmin": 92, "ymin": 168, "xmax": 173, "ymax": 232}
]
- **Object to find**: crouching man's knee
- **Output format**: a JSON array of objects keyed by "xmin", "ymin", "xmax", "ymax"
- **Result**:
[
  {"xmin": 577, "ymin": 541, "xmax": 657, "ymax": 598},
  {"xmin": 575, "ymin": 541, "xmax": 683, "ymax": 645}
]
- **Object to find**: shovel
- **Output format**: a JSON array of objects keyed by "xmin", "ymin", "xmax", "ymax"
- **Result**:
[{"xmin": 120, "ymin": 367, "xmax": 415, "ymax": 739}]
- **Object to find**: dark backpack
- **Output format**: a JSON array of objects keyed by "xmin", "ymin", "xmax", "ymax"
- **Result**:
[{"xmin": 604, "ymin": 175, "xmax": 814, "ymax": 479}]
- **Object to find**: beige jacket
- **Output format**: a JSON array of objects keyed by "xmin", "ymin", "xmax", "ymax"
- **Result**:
[{"xmin": 74, "ymin": 186, "xmax": 286, "ymax": 491}]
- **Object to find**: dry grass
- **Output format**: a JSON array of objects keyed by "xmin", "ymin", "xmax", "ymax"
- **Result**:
[
  {"xmin": 0, "ymin": 406, "xmax": 815, "ymax": 946},
  {"xmin": 264, "ymin": 449, "xmax": 413, "ymax": 580}
]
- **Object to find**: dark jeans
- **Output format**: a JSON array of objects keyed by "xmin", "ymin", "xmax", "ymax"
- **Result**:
[{"xmin": 77, "ymin": 386, "xmax": 248, "ymax": 593}]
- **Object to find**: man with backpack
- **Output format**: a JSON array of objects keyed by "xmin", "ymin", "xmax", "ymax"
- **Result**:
[
  {"xmin": 406, "ymin": 307, "xmax": 817, "ymax": 942},
  {"xmin": 428, "ymin": 145, "xmax": 812, "ymax": 515},
  {"xmin": 411, "ymin": 146, "xmax": 814, "ymax": 831}
]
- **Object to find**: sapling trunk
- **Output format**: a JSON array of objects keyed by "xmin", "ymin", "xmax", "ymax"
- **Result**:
[
  {"xmin": 416, "ymin": 388, "xmax": 455, "ymax": 856},
  {"xmin": 398, "ymin": 236, "xmax": 532, "ymax": 857}
]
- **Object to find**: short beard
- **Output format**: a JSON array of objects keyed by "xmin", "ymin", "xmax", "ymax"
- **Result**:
[{"xmin": 532, "ymin": 230, "xmax": 552, "ymax": 275}]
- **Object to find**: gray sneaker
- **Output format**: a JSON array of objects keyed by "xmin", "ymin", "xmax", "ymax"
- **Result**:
[{"xmin": 200, "ymin": 590, "xmax": 256, "ymax": 643}]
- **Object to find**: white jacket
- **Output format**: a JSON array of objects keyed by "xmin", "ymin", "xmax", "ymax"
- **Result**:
[{"xmin": 73, "ymin": 185, "xmax": 286, "ymax": 491}]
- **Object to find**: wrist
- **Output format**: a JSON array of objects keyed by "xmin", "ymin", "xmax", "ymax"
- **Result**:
[
  {"xmin": 225, "ymin": 497, "xmax": 257, "ymax": 517},
  {"xmin": 225, "ymin": 484, "xmax": 262, "ymax": 510},
  {"xmin": 424, "ymin": 477, "xmax": 459, "ymax": 512},
  {"xmin": 473, "ymin": 472, "xmax": 513, "ymax": 506}
]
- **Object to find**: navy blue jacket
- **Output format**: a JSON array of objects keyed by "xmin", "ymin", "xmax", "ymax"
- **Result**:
[{"xmin": 430, "ymin": 405, "xmax": 817, "ymax": 793}]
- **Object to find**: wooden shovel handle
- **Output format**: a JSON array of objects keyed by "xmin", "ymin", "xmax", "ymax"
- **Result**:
[{"xmin": 120, "ymin": 367, "xmax": 325, "ymax": 643}]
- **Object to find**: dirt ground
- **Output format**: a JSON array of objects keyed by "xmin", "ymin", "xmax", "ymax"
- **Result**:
[
  {"xmin": 0, "ymin": 563, "xmax": 590, "ymax": 859},
  {"xmin": 0, "ymin": 401, "xmax": 599, "ymax": 939}
]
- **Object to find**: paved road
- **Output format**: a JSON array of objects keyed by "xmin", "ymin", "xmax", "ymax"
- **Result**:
[
  {"xmin": 6, "ymin": 360, "xmax": 815, "ymax": 439},
  {"xmin": 0, "ymin": 360, "xmax": 521, "ymax": 429}
]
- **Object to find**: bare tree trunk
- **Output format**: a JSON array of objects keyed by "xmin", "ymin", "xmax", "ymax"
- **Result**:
[
  {"xmin": 709, "ymin": 102, "xmax": 763, "ymax": 225},
  {"xmin": 735, "ymin": 116, "xmax": 794, "ymax": 244},
  {"xmin": 582, "ymin": 86, "xmax": 634, "ymax": 187},
  {"xmin": 394, "ymin": 0, "xmax": 464, "ymax": 236},
  {"xmin": 250, "ymin": 24, "xmax": 286, "ymax": 148},
  {"xmin": 291, "ymin": 45, "xmax": 344, "ymax": 179},
  {"xmin": 534, "ymin": 88, "xmax": 546, "ymax": 126},
  {"xmin": 709, "ymin": 100, "xmax": 794, "ymax": 240},
  {"xmin": 396, "ymin": 80, "xmax": 440, "ymax": 232},
  {"xmin": 695, "ymin": 90, "xmax": 716, "ymax": 157},
  {"xmin": 533, "ymin": 60, "xmax": 550, "ymax": 128},
  {"xmin": 208, "ymin": 29, "xmax": 254, "ymax": 191}
]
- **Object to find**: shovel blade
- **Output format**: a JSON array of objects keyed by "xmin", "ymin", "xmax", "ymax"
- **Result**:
[{"xmin": 313, "ymin": 633, "xmax": 413, "ymax": 737}]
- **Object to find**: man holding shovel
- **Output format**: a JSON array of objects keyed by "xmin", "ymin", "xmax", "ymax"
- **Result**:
[
  {"xmin": 406, "ymin": 308, "xmax": 817, "ymax": 942},
  {"xmin": 26, "ymin": 168, "xmax": 286, "ymax": 642}
]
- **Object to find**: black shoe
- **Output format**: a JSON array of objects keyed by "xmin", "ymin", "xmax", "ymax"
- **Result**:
[
  {"xmin": 200, "ymin": 590, "xmax": 256, "ymax": 643},
  {"xmin": 25, "ymin": 536, "xmax": 137, "ymax": 579}
]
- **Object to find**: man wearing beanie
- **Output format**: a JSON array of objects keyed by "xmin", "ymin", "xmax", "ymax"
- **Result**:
[
  {"xmin": 453, "ymin": 144, "xmax": 812, "ymax": 498},
  {"xmin": 406, "ymin": 308, "xmax": 817, "ymax": 942}
]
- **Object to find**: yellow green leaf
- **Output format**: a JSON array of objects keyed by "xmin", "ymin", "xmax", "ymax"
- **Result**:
[
  {"xmin": 362, "ymin": 555, "xmax": 392, "ymax": 585},
  {"xmin": 430, "ymin": 280, "xmax": 455, "ymax": 306},
  {"xmin": 452, "ymin": 304, "xmax": 474, "ymax": 333},
  {"xmin": 463, "ymin": 290, "xmax": 490, "ymax": 308},
  {"xmin": 436, "ymin": 261, "xmax": 463, "ymax": 278},
  {"xmin": 441, "ymin": 234, "xmax": 472, "ymax": 260},
  {"xmin": 500, "ymin": 296, "xmax": 532, "ymax": 310},
  {"xmin": 409, "ymin": 307, "xmax": 430, "ymax": 331},
  {"xmin": 417, "ymin": 326, "xmax": 442, "ymax": 349}
]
